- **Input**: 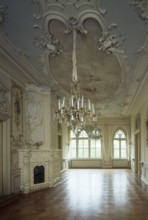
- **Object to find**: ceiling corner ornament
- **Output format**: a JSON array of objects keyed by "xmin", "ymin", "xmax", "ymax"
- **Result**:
[
  {"xmin": 130, "ymin": 0, "xmax": 148, "ymax": 20},
  {"xmin": 0, "ymin": 87, "xmax": 10, "ymax": 118},
  {"xmin": 42, "ymin": 0, "xmax": 107, "ymax": 34},
  {"xmin": 97, "ymin": 24, "xmax": 125, "ymax": 54}
]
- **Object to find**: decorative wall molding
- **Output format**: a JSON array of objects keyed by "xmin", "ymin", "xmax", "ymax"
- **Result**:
[
  {"xmin": 12, "ymin": 85, "xmax": 23, "ymax": 128},
  {"xmin": 0, "ymin": 35, "xmax": 41, "ymax": 85},
  {"xmin": 11, "ymin": 84, "xmax": 24, "ymax": 148},
  {"xmin": 25, "ymin": 85, "xmax": 45, "ymax": 147},
  {"xmin": 130, "ymin": 0, "xmax": 148, "ymax": 20},
  {"xmin": 135, "ymin": 113, "xmax": 141, "ymax": 131},
  {"xmin": 0, "ymin": 86, "xmax": 10, "ymax": 120}
]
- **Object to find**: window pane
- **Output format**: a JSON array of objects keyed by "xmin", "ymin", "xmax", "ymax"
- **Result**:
[
  {"xmin": 114, "ymin": 129, "xmax": 126, "ymax": 138},
  {"xmin": 78, "ymin": 139, "xmax": 88, "ymax": 148},
  {"xmin": 96, "ymin": 148, "xmax": 101, "ymax": 158},
  {"xmin": 90, "ymin": 139, "xmax": 96, "ymax": 148},
  {"xmin": 121, "ymin": 140, "xmax": 126, "ymax": 149},
  {"xmin": 79, "ymin": 130, "xmax": 88, "ymax": 138},
  {"xmin": 114, "ymin": 140, "xmax": 119, "ymax": 148},
  {"xmin": 114, "ymin": 149, "xmax": 119, "ymax": 158},
  {"xmin": 96, "ymin": 139, "xmax": 101, "ymax": 148},
  {"xmin": 90, "ymin": 149, "xmax": 96, "ymax": 158},
  {"xmin": 70, "ymin": 139, "xmax": 76, "ymax": 148},
  {"xmin": 84, "ymin": 149, "xmax": 89, "ymax": 158},
  {"xmin": 121, "ymin": 149, "xmax": 127, "ymax": 158},
  {"xmin": 78, "ymin": 149, "xmax": 83, "ymax": 158},
  {"xmin": 70, "ymin": 149, "xmax": 76, "ymax": 158}
]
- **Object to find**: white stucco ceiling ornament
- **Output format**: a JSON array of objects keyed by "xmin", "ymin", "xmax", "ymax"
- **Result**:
[
  {"xmin": 97, "ymin": 23, "xmax": 125, "ymax": 55},
  {"xmin": 130, "ymin": 0, "xmax": 148, "ymax": 20},
  {"xmin": 34, "ymin": 32, "xmax": 63, "ymax": 57},
  {"xmin": 32, "ymin": 0, "xmax": 131, "ymax": 116}
]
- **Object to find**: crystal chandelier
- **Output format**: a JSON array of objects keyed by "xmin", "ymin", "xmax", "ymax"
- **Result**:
[{"xmin": 56, "ymin": 29, "xmax": 96, "ymax": 132}]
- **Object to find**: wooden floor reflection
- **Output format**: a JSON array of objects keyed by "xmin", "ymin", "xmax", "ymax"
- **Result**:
[{"xmin": 1, "ymin": 169, "xmax": 148, "ymax": 220}]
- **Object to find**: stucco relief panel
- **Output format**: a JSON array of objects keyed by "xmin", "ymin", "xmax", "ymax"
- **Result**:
[
  {"xmin": 25, "ymin": 91, "xmax": 44, "ymax": 147},
  {"xmin": 11, "ymin": 85, "xmax": 23, "ymax": 148}
]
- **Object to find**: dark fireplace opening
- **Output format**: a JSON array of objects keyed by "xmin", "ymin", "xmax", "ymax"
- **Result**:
[{"xmin": 34, "ymin": 165, "xmax": 45, "ymax": 184}]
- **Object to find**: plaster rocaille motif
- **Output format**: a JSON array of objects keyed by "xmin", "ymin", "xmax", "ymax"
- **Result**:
[
  {"xmin": 131, "ymin": 0, "xmax": 148, "ymax": 20},
  {"xmin": 11, "ymin": 85, "xmax": 24, "ymax": 148},
  {"xmin": 34, "ymin": 32, "xmax": 63, "ymax": 57},
  {"xmin": 12, "ymin": 86, "xmax": 22, "ymax": 127},
  {"xmin": 97, "ymin": 24, "xmax": 125, "ymax": 54}
]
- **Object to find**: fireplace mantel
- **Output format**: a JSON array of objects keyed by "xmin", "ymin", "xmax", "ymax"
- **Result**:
[{"xmin": 19, "ymin": 149, "xmax": 62, "ymax": 193}]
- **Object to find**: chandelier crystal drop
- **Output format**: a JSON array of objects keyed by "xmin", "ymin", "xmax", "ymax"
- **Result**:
[{"xmin": 55, "ymin": 29, "xmax": 96, "ymax": 132}]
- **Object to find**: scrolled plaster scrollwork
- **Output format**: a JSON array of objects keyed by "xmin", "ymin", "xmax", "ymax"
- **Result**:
[
  {"xmin": 34, "ymin": 32, "xmax": 63, "ymax": 57},
  {"xmin": 46, "ymin": 0, "xmax": 106, "ymax": 16},
  {"xmin": 11, "ymin": 135, "xmax": 23, "ymax": 147},
  {"xmin": 47, "ymin": 0, "xmax": 94, "ymax": 10},
  {"xmin": 130, "ymin": 0, "xmax": 148, "ymax": 20},
  {"xmin": 97, "ymin": 24, "xmax": 125, "ymax": 54}
]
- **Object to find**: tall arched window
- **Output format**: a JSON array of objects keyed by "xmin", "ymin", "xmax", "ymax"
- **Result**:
[
  {"xmin": 69, "ymin": 129, "xmax": 102, "ymax": 159},
  {"xmin": 90, "ymin": 130, "xmax": 102, "ymax": 158},
  {"xmin": 69, "ymin": 130, "xmax": 77, "ymax": 158},
  {"xmin": 78, "ymin": 130, "xmax": 89, "ymax": 158},
  {"xmin": 113, "ymin": 129, "xmax": 127, "ymax": 159}
]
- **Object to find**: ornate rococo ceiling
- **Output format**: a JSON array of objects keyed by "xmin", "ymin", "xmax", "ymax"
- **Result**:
[{"xmin": 0, "ymin": 0, "xmax": 148, "ymax": 117}]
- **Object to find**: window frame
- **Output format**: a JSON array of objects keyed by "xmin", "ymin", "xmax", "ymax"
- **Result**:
[
  {"xmin": 69, "ymin": 129, "xmax": 102, "ymax": 159},
  {"xmin": 112, "ymin": 129, "xmax": 128, "ymax": 159}
]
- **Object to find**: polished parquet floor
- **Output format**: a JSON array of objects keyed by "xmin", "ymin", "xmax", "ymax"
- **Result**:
[{"xmin": 1, "ymin": 169, "xmax": 148, "ymax": 220}]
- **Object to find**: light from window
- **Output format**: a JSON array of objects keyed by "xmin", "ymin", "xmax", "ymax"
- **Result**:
[
  {"xmin": 69, "ymin": 129, "xmax": 102, "ymax": 159},
  {"xmin": 113, "ymin": 129, "xmax": 127, "ymax": 159}
]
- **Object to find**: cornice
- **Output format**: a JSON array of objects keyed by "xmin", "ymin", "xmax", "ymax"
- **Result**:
[
  {"xmin": 126, "ymin": 37, "xmax": 148, "ymax": 115},
  {"xmin": 94, "ymin": 116, "xmax": 131, "ymax": 125},
  {"xmin": 0, "ymin": 34, "xmax": 41, "ymax": 86}
]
